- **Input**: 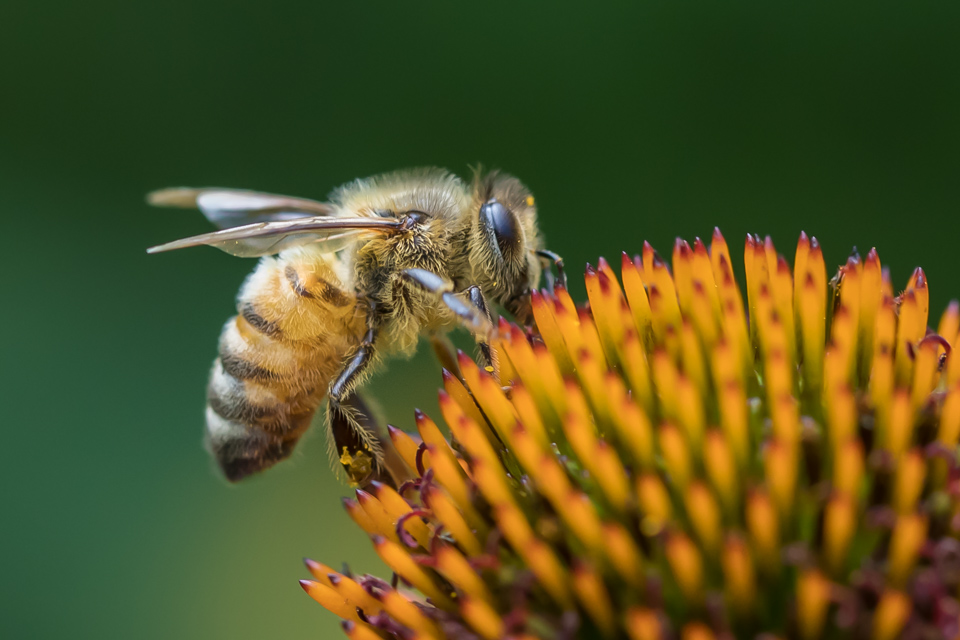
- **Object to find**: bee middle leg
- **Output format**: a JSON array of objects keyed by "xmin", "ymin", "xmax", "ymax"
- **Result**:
[{"xmin": 401, "ymin": 268, "xmax": 496, "ymax": 370}]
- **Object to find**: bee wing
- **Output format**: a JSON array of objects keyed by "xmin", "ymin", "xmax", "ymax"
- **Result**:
[
  {"xmin": 147, "ymin": 216, "xmax": 402, "ymax": 258},
  {"xmin": 148, "ymin": 187, "xmax": 336, "ymax": 228}
]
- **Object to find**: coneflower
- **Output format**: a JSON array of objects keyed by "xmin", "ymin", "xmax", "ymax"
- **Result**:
[{"xmin": 300, "ymin": 230, "xmax": 960, "ymax": 640}]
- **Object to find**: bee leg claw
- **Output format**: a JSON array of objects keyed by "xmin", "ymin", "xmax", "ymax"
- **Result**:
[
  {"xmin": 536, "ymin": 249, "xmax": 567, "ymax": 292},
  {"xmin": 463, "ymin": 285, "xmax": 495, "ymax": 371}
]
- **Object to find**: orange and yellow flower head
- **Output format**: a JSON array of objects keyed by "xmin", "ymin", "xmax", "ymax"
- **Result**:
[{"xmin": 301, "ymin": 230, "xmax": 960, "ymax": 640}]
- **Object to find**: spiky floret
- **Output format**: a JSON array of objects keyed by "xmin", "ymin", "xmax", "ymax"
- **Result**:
[{"xmin": 301, "ymin": 230, "xmax": 960, "ymax": 640}]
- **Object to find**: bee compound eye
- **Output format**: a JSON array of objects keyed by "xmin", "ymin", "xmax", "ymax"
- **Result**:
[{"xmin": 480, "ymin": 199, "xmax": 522, "ymax": 259}]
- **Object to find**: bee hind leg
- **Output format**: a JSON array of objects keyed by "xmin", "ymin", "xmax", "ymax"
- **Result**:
[
  {"xmin": 325, "ymin": 301, "xmax": 393, "ymax": 487},
  {"xmin": 329, "ymin": 393, "xmax": 412, "ymax": 489}
]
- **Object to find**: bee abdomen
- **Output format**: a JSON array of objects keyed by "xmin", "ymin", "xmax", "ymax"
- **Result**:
[
  {"xmin": 203, "ymin": 315, "xmax": 329, "ymax": 481},
  {"xmin": 202, "ymin": 251, "xmax": 363, "ymax": 481}
]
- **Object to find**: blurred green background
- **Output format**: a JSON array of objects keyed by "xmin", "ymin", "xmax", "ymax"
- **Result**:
[{"xmin": 3, "ymin": 2, "xmax": 959, "ymax": 638}]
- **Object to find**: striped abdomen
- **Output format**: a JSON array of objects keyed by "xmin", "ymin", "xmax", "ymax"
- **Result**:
[{"xmin": 204, "ymin": 246, "xmax": 364, "ymax": 481}]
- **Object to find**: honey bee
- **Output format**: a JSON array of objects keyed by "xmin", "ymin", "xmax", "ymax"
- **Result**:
[{"xmin": 149, "ymin": 168, "xmax": 565, "ymax": 485}]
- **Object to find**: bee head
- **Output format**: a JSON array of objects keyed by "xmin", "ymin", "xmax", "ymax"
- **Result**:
[{"xmin": 467, "ymin": 171, "xmax": 543, "ymax": 323}]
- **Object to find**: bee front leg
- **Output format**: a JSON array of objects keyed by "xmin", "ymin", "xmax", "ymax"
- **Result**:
[
  {"xmin": 401, "ymin": 269, "xmax": 496, "ymax": 370},
  {"xmin": 536, "ymin": 249, "xmax": 567, "ymax": 293}
]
